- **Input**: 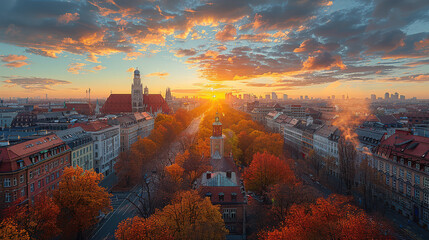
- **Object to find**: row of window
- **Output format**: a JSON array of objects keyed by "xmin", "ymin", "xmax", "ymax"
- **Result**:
[
  {"xmin": 2, "ymin": 156, "xmax": 68, "ymax": 188},
  {"xmin": 72, "ymin": 145, "xmax": 92, "ymax": 159}
]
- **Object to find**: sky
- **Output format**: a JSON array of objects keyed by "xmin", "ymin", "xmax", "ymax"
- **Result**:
[{"xmin": 0, "ymin": 0, "xmax": 428, "ymax": 99}]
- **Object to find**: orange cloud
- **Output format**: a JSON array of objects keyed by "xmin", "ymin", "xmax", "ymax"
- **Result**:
[
  {"xmin": 145, "ymin": 72, "xmax": 169, "ymax": 79},
  {"xmin": 127, "ymin": 67, "xmax": 135, "ymax": 72},
  {"xmin": 302, "ymin": 52, "xmax": 346, "ymax": 71},
  {"xmin": 92, "ymin": 65, "xmax": 106, "ymax": 71},
  {"xmin": 123, "ymin": 52, "xmax": 143, "ymax": 60},
  {"xmin": 67, "ymin": 63, "xmax": 86, "ymax": 74},
  {"xmin": 58, "ymin": 13, "xmax": 80, "ymax": 24},
  {"xmin": 215, "ymin": 25, "xmax": 237, "ymax": 41},
  {"xmin": 1, "ymin": 54, "xmax": 29, "ymax": 68},
  {"xmin": 86, "ymin": 53, "xmax": 100, "ymax": 63},
  {"xmin": 240, "ymin": 33, "xmax": 272, "ymax": 42}
]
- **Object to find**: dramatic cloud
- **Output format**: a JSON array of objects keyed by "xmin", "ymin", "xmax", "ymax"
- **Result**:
[
  {"xmin": 302, "ymin": 52, "xmax": 346, "ymax": 71},
  {"xmin": 2, "ymin": 76, "xmax": 71, "ymax": 90},
  {"xmin": 1, "ymin": 54, "xmax": 29, "ymax": 68},
  {"xmin": 123, "ymin": 52, "xmax": 143, "ymax": 60},
  {"xmin": 174, "ymin": 48, "xmax": 197, "ymax": 57},
  {"xmin": 215, "ymin": 24, "xmax": 237, "ymax": 41},
  {"xmin": 57, "ymin": 13, "xmax": 80, "ymax": 24}
]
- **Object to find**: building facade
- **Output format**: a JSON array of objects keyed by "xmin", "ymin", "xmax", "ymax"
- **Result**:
[
  {"xmin": 0, "ymin": 134, "xmax": 71, "ymax": 208},
  {"xmin": 131, "ymin": 69, "xmax": 144, "ymax": 113},
  {"xmin": 56, "ymin": 127, "xmax": 94, "ymax": 171},
  {"xmin": 71, "ymin": 121, "xmax": 120, "ymax": 176},
  {"xmin": 372, "ymin": 130, "xmax": 429, "ymax": 228}
]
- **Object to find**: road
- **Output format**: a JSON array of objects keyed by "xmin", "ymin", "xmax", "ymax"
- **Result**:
[{"xmin": 90, "ymin": 114, "xmax": 204, "ymax": 240}]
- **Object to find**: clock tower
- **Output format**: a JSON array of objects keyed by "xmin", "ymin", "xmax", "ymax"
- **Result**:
[
  {"xmin": 210, "ymin": 112, "xmax": 225, "ymax": 160},
  {"xmin": 131, "ymin": 68, "xmax": 144, "ymax": 112}
]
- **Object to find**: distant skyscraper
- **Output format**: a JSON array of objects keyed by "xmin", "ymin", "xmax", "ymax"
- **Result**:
[
  {"xmin": 283, "ymin": 94, "xmax": 288, "ymax": 100},
  {"xmin": 371, "ymin": 94, "xmax": 376, "ymax": 101},
  {"xmin": 272, "ymin": 92, "xmax": 278, "ymax": 100},
  {"xmin": 331, "ymin": 95, "xmax": 335, "ymax": 100},
  {"xmin": 385, "ymin": 92, "xmax": 389, "ymax": 100},
  {"xmin": 265, "ymin": 94, "xmax": 270, "ymax": 100},
  {"xmin": 400, "ymin": 95, "xmax": 405, "ymax": 100},
  {"xmin": 394, "ymin": 92, "xmax": 399, "ymax": 100},
  {"xmin": 300, "ymin": 96, "xmax": 303, "ymax": 100},
  {"xmin": 305, "ymin": 95, "xmax": 309, "ymax": 100}
]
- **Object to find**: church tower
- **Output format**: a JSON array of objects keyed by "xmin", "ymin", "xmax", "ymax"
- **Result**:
[
  {"xmin": 210, "ymin": 112, "xmax": 225, "ymax": 160},
  {"xmin": 131, "ymin": 68, "xmax": 144, "ymax": 112}
]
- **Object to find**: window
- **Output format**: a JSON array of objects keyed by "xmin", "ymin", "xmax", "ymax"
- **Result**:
[
  {"xmin": 13, "ymin": 178, "xmax": 17, "ymax": 186},
  {"xmin": 399, "ymin": 182, "xmax": 404, "ymax": 192},
  {"xmin": 30, "ymin": 183, "xmax": 34, "ymax": 193},
  {"xmin": 20, "ymin": 175, "xmax": 24, "ymax": 183},
  {"xmin": 408, "ymin": 161, "xmax": 412, "ymax": 167},
  {"xmin": 406, "ymin": 185, "xmax": 411, "ymax": 196},
  {"xmin": 45, "ymin": 165, "xmax": 48, "ymax": 172},
  {"xmin": 386, "ymin": 176, "xmax": 390, "ymax": 185},
  {"xmin": 415, "ymin": 175, "xmax": 420, "ymax": 185},
  {"xmin": 393, "ymin": 165, "xmax": 397, "ymax": 175},
  {"xmin": 393, "ymin": 179, "xmax": 396, "ymax": 189},
  {"xmin": 424, "ymin": 177, "xmax": 429, "ymax": 188},
  {"xmin": 415, "ymin": 189, "xmax": 420, "ymax": 200},
  {"xmin": 21, "ymin": 188, "xmax": 25, "ymax": 197},
  {"xmin": 400, "ymin": 168, "xmax": 404, "ymax": 179},
  {"xmin": 219, "ymin": 193, "xmax": 224, "ymax": 202},
  {"xmin": 407, "ymin": 171, "xmax": 412, "ymax": 182},
  {"xmin": 424, "ymin": 210, "xmax": 429, "ymax": 220},
  {"xmin": 73, "ymin": 152, "xmax": 75, "ymax": 158},
  {"xmin": 38, "ymin": 180, "xmax": 41, "ymax": 188},
  {"xmin": 424, "ymin": 193, "xmax": 429, "ymax": 205},
  {"xmin": 5, "ymin": 193, "xmax": 11, "ymax": 203},
  {"xmin": 29, "ymin": 171, "xmax": 33, "ymax": 179},
  {"xmin": 4, "ymin": 178, "xmax": 11, "ymax": 187},
  {"xmin": 416, "ymin": 163, "xmax": 420, "ymax": 170},
  {"xmin": 222, "ymin": 208, "xmax": 237, "ymax": 221}
]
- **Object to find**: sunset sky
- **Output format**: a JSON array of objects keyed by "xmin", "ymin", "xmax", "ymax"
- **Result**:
[{"xmin": 0, "ymin": 0, "xmax": 428, "ymax": 99}]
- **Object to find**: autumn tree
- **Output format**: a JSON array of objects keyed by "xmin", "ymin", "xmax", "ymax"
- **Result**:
[
  {"xmin": 244, "ymin": 152, "xmax": 297, "ymax": 196},
  {"xmin": 53, "ymin": 166, "xmax": 112, "ymax": 239},
  {"xmin": 115, "ymin": 216, "xmax": 173, "ymax": 240},
  {"xmin": 260, "ymin": 194, "xmax": 391, "ymax": 240},
  {"xmin": 338, "ymin": 138, "xmax": 357, "ymax": 194},
  {"xmin": 4, "ymin": 195, "xmax": 60, "ymax": 240},
  {"xmin": 0, "ymin": 219, "xmax": 30, "ymax": 240},
  {"xmin": 116, "ymin": 190, "xmax": 228, "ymax": 240}
]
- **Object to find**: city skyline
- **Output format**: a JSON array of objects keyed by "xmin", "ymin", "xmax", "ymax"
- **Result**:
[{"xmin": 0, "ymin": 0, "xmax": 428, "ymax": 99}]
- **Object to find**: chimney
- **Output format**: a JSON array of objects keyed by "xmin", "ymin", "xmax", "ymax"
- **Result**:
[
  {"xmin": 226, "ymin": 171, "xmax": 232, "ymax": 178},
  {"xmin": 206, "ymin": 172, "xmax": 211, "ymax": 179}
]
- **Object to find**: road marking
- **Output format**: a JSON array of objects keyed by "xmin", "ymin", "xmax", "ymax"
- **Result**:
[{"xmin": 90, "ymin": 185, "xmax": 138, "ymax": 239}]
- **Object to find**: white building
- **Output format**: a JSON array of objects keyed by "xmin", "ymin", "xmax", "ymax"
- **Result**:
[{"xmin": 71, "ymin": 121, "xmax": 120, "ymax": 176}]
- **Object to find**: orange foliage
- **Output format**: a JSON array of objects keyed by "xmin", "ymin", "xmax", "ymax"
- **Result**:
[
  {"xmin": 165, "ymin": 163, "xmax": 184, "ymax": 183},
  {"xmin": 244, "ymin": 152, "xmax": 297, "ymax": 195},
  {"xmin": 261, "ymin": 195, "xmax": 392, "ymax": 240},
  {"xmin": 53, "ymin": 166, "xmax": 112, "ymax": 235},
  {"xmin": 4, "ymin": 195, "xmax": 60, "ymax": 240},
  {"xmin": 115, "ymin": 216, "xmax": 173, "ymax": 240},
  {"xmin": 116, "ymin": 190, "xmax": 228, "ymax": 240},
  {"xmin": 0, "ymin": 218, "xmax": 30, "ymax": 240}
]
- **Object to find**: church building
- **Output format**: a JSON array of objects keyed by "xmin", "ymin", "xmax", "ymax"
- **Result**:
[
  {"xmin": 101, "ymin": 69, "xmax": 171, "ymax": 116},
  {"xmin": 197, "ymin": 112, "xmax": 247, "ymax": 239}
]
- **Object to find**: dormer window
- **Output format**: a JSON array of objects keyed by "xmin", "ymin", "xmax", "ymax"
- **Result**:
[
  {"xmin": 231, "ymin": 193, "xmax": 237, "ymax": 202},
  {"xmin": 416, "ymin": 163, "xmax": 420, "ymax": 170},
  {"xmin": 219, "ymin": 192, "xmax": 224, "ymax": 202}
]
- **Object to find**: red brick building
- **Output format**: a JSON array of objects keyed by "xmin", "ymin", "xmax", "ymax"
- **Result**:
[
  {"xmin": 101, "ymin": 94, "xmax": 170, "ymax": 115},
  {"xmin": 0, "ymin": 134, "xmax": 71, "ymax": 208}
]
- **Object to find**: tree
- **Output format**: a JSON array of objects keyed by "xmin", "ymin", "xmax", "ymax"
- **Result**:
[
  {"xmin": 53, "ymin": 166, "xmax": 112, "ymax": 239},
  {"xmin": 116, "ymin": 190, "xmax": 228, "ymax": 240},
  {"xmin": 0, "ymin": 219, "xmax": 30, "ymax": 240},
  {"xmin": 260, "ymin": 194, "xmax": 391, "ymax": 240},
  {"xmin": 306, "ymin": 150, "xmax": 323, "ymax": 178},
  {"xmin": 165, "ymin": 163, "xmax": 184, "ymax": 184},
  {"xmin": 244, "ymin": 152, "xmax": 297, "ymax": 196},
  {"xmin": 115, "ymin": 216, "xmax": 173, "ymax": 240},
  {"xmin": 338, "ymin": 138, "xmax": 357, "ymax": 194},
  {"xmin": 5, "ymin": 195, "xmax": 60, "ymax": 240}
]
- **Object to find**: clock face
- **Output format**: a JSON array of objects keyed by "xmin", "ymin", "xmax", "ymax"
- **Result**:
[{"xmin": 215, "ymin": 117, "xmax": 219, "ymax": 122}]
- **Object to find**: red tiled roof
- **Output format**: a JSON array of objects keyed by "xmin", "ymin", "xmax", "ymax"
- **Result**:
[
  {"xmin": 70, "ymin": 121, "xmax": 112, "ymax": 132},
  {"xmin": 199, "ymin": 186, "xmax": 245, "ymax": 204},
  {"xmin": 378, "ymin": 130, "xmax": 429, "ymax": 162},
  {"xmin": 101, "ymin": 94, "xmax": 170, "ymax": 114},
  {"xmin": 66, "ymin": 103, "xmax": 94, "ymax": 115},
  {"xmin": 0, "ymin": 134, "xmax": 66, "ymax": 172}
]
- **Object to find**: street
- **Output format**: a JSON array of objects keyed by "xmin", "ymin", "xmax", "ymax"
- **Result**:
[{"xmin": 90, "ymin": 114, "xmax": 204, "ymax": 240}]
